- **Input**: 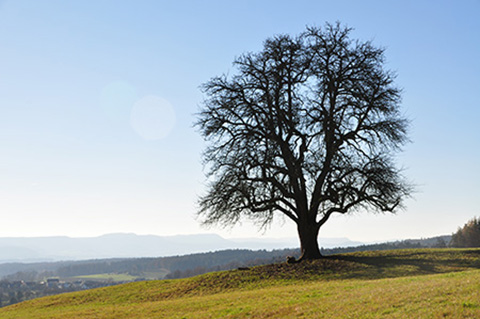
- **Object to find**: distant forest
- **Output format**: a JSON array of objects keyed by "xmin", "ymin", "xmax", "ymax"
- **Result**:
[{"xmin": 2, "ymin": 235, "xmax": 451, "ymax": 282}]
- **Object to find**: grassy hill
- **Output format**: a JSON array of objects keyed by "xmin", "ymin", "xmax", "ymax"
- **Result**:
[{"xmin": 1, "ymin": 248, "xmax": 479, "ymax": 318}]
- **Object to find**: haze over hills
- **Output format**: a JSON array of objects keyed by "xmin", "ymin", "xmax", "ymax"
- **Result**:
[{"xmin": 0, "ymin": 233, "xmax": 364, "ymax": 263}]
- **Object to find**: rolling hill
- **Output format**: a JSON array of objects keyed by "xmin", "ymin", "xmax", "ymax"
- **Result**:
[{"xmin": 0, "ymin": 248, "xmax": 479, "ymax": 318}]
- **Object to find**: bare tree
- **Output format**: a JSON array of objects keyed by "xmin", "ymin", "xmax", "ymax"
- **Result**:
[{"xmin": 196, "ymin": 23, "xmax": 412, "ymax": 260}]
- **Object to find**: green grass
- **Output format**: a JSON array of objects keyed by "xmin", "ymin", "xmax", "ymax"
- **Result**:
[
  {"xmin": 1, "ymin": 248, "xmax": 480, "ymax": 318},
  {"xmin": 142, "ymin": 270, "xmax": 170, "ymax": 280},
  {"xmin": 73, "ymin": 273, "xmax": 138, "ymax": 282},
  {"xmin": 71, "ymin": 269, "xmax": 170, "ymax": 282}
]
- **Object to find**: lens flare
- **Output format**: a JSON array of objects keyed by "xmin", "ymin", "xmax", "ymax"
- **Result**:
[{"xmin": 130, "ymin": 95, "xmax": 176, "ymax": 140}]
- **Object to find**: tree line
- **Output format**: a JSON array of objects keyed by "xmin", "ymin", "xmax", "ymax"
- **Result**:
[{"xmin": 450, "ymin": 217, "xmax": 480, "ymax": 248}]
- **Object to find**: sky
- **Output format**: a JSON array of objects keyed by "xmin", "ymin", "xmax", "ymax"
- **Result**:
[{"xmin": 0, "ymin": 0, "xmax": 479, "ymax": 243}]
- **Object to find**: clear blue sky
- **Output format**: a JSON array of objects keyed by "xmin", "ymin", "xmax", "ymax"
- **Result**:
[{"xmin": 0, "ymin": 0, "xmax": 479, "ymax": 242}]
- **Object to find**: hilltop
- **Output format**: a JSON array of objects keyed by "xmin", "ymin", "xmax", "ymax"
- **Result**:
[{"xmin": 1, "ymin": 248, "xmax": 479, "ymax": 318}]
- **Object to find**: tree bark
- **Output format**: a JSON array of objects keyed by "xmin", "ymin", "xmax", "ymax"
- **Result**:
[{"xmin": 297, "ymin": 222, "xmax": 322, "ymax": 260}]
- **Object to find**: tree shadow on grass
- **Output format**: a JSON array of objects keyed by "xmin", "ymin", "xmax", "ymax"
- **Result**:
[{"xmin": 328, "ymin": 249, "xmax": 480, "ymax": 280}]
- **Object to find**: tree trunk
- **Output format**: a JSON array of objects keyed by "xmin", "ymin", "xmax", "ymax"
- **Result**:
[{"xmin": 297, "ymin": 222, "xmax": 322, "ymax": 260}]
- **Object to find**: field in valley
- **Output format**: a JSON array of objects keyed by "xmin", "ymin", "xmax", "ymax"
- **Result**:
[{"xmin": 1, "ymin": 248, "xmax": 479, "ymax": 318}]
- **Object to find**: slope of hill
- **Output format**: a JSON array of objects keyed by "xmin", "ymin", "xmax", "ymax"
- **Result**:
[{"xmin": 1, "ymin": 248, "xmax": 479, "ymax": 318}]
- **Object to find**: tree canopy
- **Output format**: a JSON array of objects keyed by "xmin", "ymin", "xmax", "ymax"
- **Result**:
[{"xmin": 196, "ymin": 23, "xmax": 412, "ymax": 260}]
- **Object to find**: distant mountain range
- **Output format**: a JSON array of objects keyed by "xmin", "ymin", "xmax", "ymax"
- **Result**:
[{"xmin": 0, "ymin": 233, "xmax": 364, "ymax": 263}]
